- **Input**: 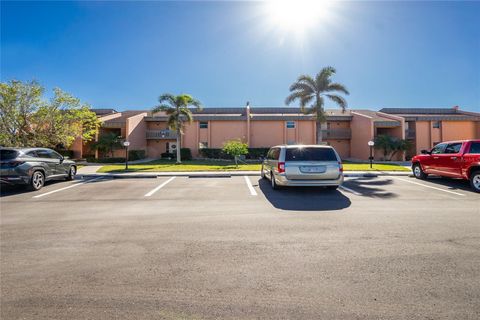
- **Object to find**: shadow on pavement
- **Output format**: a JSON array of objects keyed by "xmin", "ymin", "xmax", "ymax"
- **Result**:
[
  {"xmin": 423, "ymin": 176, "xmax": 475, "ymax": 193},
  {"xmin": 0, "ymin": 180, "xmax": 65, "ymax": 198},
  {"xmin": 342, "ymin": 177, "xmax": 397, "ymax": 198},
  {"xmin": 258, "ymin": 178, "xmax": 351, "ymax": 211}
]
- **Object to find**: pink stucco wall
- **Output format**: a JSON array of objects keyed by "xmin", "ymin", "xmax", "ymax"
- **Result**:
[
  {"xmin": 350, "ymin": 112, "xmax": 374, "ymax": 160},
  {"xmin": 126, "ymin": 113, "xmax": 147, "ymax": 151},
  {"xmin": 210, "ymin": 121, "xmax": 248, "ymax": 147},
  {"xmin": 326, "ymin": 140, "xmax": 350, "ymax": 159},
  {"xmin": 297, "ymin": 121, "xmax": 315, "ymax": 144},
  {"xmin": 415, "ymin": 121, "xmax": 431, "ymax": 154},
  {"xmin": 442, "ymin": 121, "xmax": 477, "ymax": 141},
  {"xmin": 250, "ymin": 121, "xmax": 285, "ymax": 147}
]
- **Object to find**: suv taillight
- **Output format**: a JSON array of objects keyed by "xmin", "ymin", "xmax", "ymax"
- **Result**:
[
  {"xmin": 278, "ymin": 162, "xmax": 285, "ymax": 173},
  {"xmin": 338, "ymin": 161, "xmax": 343, "ymax": 172}
]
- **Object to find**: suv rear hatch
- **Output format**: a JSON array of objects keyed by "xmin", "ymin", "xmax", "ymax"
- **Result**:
[{"xmin": 284, "ymin": 147, "xmax": 341, "ymax": 180}]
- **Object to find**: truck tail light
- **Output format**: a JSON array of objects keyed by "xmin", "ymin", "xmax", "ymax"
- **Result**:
[
  {"xmin": 338, "ymin": 161, "xmax": 343, "ymax": 172},
  {"xmin": 278, "ymin": 162, "xmax": 285, "ymax": 173}
]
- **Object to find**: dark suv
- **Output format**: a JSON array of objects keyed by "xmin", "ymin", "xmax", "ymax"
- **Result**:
[{"xmin": 0, "ymin": 148, "xmax": 77, "ymax": 191}]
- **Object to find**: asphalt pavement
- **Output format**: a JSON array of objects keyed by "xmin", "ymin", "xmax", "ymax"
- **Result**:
[{"xmin": 1, "ymin": 175, "xmax": 479, "ymax": 319}]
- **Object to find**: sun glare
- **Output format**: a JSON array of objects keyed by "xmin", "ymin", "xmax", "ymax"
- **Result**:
[{"xmin": 265, "ymin": 0, "xmax": 333, "ymax": 32}]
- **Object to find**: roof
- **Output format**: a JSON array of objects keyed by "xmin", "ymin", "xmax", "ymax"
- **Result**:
[
  {"xmin": 379, "ymin": 108, "xmax": 461, "ymax": 115},
  {"xmin": 91, "ymin": 108, "xmax": 118, "ymax": 115}
]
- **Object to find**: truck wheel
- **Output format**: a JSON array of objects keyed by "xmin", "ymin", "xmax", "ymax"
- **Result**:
[
  {"xmin": 413, "ymin": 163, "xmax": 428, "ymax": 179},
  {"xmin": 29, "ymin": 171, "xmax": 45, "ymax": 191},
  {"xmin": 470, "ymin": 171, "xmax": 480, "ymax": 193}
]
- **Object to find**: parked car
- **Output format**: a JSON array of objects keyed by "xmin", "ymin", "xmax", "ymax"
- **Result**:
[
  {"xmin": 0, "ymin": 147, "xmax": 77, "ymax": 191},
  {"xmin": 411, "ymin": 139, "xmax": 480, "ymax": 192},
  {"xmin": 261, "ymin": 145, "xmax": 344, "ymax": 190}
]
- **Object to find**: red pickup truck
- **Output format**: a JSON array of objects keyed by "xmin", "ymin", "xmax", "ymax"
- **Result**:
[{"xmin": 411, "ymin": 139, "xmax": 480, "ymax": 192}]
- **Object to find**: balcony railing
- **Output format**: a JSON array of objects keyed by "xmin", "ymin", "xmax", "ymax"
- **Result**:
[
  {"xmin": 322, "ymin": 128, "xmax": 351, "ymax": 139},
  {"xmin": 146, "ymin": 130, "xmax": 177, "ymax": 140},
  {"xmin": 102, "ymin": 121, "xmax": 126, "ymax": 129},
  {"xmin": 405, "ymin": 129, "xmax": 416, "ymax": 139}
]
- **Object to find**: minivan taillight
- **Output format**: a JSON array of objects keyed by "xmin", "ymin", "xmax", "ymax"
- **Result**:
[
  {"xmin": 338, "ymin": 161, "xmax": 343, "ymax": 172},
  {"xmin": 278, "ymin": 162, "xmax": 285, "ymax": 173}
]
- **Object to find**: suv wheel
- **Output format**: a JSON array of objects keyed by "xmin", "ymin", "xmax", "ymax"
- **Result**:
[
  {"xmin": 29, "ymin": 171, "xmax": 45, "ymax": 191},
  {"xmin": 271, "ymin": 172, "xmax": 279, "ymax": 190},
  {"xmin": 470, "ymin": 171, "xmax": 480, "ymax": 193},
  {"xmin": 413, "ymin": 163, "xmax": 427, "ymax": 179},
  {"xmin": 66, "ymin": 166, "xmax": 76, "ymax": 181}
]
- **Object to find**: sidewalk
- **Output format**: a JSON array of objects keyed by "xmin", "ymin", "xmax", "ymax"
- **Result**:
[{"xmin": 78, "ymin": 170, "xmax": 412, "ymax": 179}]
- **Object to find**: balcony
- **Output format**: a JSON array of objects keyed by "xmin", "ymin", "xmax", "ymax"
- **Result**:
[
  {"xmin": 405, "ymin": 129, "xmax": 416, "ymax": 139},
  {"xmin": 146, "ymin": 130, "xmax": 177, "ymax": 140},
  {"xmin": 102, "ymin": 121, "xmax": 126, "ymax": 129},
  {"xmin": 322, "ymin": 128, "xmax": 351, "ymax": 139}
]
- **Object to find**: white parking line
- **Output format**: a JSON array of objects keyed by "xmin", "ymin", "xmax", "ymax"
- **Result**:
[
  {"xmin": 33, "ymin": 177, "xmax": 104, "ymax": 198},
  {"xmin": 144, "ymin": 177, "xmax": 176, "ymax": 197},
  {"xmin": 395, "ymin": 177, "xmax": 466, "ymax": 197},
  {"xmin": 339, "ymin": 185, "xmax": 362, "ymax": 196},
  {"xmin": 244, "ymin": 176, "xmax": 257, "ymax": 196}
]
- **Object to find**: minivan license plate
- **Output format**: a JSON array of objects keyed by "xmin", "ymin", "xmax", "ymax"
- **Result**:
[{"xmin": 300, "ymin": 166, "xmax": 326, "ymax": 173}]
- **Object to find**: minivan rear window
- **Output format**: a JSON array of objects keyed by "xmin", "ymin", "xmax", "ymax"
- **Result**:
[
  {"xmin": 285, "ymin": 148, "xmax": 337, "ymax": 162},
  {"xmin": 0, "ymin": 149, "xmax": 19, "ymax": 160}
]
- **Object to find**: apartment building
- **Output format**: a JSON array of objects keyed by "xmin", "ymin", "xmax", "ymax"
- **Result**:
[{"xmin": 72, "ymin": 106, "xmax": 480, "ymax": 161}]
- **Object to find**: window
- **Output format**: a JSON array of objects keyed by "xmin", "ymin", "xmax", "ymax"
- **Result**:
[
  {"xmin": 286, "ymin": 121, "xmax": 295, "ymax": 129},
  {"xmin": 444, "ymin": 143, "xmax": 462, "ymax": 154},
  {"xmin": 431, "ymin": 143, "xmax": 447, "ymax": 154},
  {"xmin": 199, "ymin": 121, "xmax": 208, "ymax": 129},
  {"xmin": 0, "ymin": 149, "xmax": 19, "ymax": 160},
  {"xmin": 285, "ymin": 147, "xmax": 337, "ymax": 162},
  {"xmin": 199, "ymin": 142, "xmax": 208, "ymax": 149},
  {"xmin": 432, "ymin": 121, "xmax": 441, "ymax": 128},
  {"xmin": 267, "ymin": 148, "xmax": 280, "ymax": 160},
  {"xmin": 467, "ymin": 142, "xmax": 480, "ymax": 154}
]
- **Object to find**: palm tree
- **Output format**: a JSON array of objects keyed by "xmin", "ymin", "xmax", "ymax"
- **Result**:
[
  {"xmin": 285, "ymin": 67, "xmax": 349, "ymax": 143},
  {"xmin": 152, "ymin": 94, "xmax": 202, "ymax": 163}
]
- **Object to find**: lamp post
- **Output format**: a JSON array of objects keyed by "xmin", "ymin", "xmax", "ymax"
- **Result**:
[
  {"xmin": 123, "ymin": 141, "xmax": 130, "ymax": 170},
  {"xmin": 368, "ymin": 140, "xmax": 375, "ymax": 168}
]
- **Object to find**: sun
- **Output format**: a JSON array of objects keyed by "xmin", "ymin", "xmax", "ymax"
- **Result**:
[{"xmin": 265, "ymin": 0, "xmax": 332, "ymax": 32}]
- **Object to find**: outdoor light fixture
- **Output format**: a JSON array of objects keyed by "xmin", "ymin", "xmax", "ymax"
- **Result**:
[
  {"xmin": 123, "ymin": 141, "xmax": 130, "ymax": 170},
  {"xmin": 368, "ymin": 140, "xmax": 375, "ymax": 168}
]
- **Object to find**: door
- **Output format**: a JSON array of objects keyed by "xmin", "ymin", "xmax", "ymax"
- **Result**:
[
  {"xmin": 442, "ymin": 142, "xmax": 464, "ymax": 177},
  {"xmin": 423, "ymin": 143, "xmax": 447, "ymax": 175},
  {"xmin": 35, "ymin": 149, "xmax": 61, "ymax": 177}
]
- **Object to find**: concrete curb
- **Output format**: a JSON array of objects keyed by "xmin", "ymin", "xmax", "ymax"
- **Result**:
[{"xmin": 80, "ymin": 171, "xmax": 413, "ymax": 179}]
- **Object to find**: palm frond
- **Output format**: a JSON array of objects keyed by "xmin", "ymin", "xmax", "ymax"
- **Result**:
[
  {"xmin": 285, "ymin": 91, "xmax": 311, "ymax": 106},
  {"xmin": 326, "ymin": 82, "xmax": 349, "ymax": 95},
  {"xmin": 288, "ymin": 82, "xmax": 315, "ymax": 95},
  {"xmin": 326, "ymin": 94, "xmax": 347, "ymax": 112},
  {"xmin": 158, "ymin": 93, "xmax": 176, "ymax": 106},
  {"xmin": 296, "ymin": 75, "xmax": 317, "ymax": 91},
  {"xmin": 152, "ymin": 104, "xmax": 173, "ymax": 114},
  {"xmin": 179, "ymin": 108, "xmax": 194, "ymax": 124}
]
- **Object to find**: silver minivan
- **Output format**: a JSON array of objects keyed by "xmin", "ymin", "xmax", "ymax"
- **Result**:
[{"xmin": 261, "ymin": 145, "xmax": 344, "ymax": 190}]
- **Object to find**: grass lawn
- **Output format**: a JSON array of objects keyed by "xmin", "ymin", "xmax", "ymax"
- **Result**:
[{"xmin": 97, "ymin": 159, "xmax": 410, "ymax": 173}]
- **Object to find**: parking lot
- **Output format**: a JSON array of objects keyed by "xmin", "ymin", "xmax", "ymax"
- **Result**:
[{"xmin": 1, "ymin": 175, "xmax": 479, "ymax": 319}]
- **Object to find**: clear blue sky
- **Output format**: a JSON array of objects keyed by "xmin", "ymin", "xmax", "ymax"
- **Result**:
[{"xmin": 1, "ymin": 1, "xmax": 479, "ymax": 112}]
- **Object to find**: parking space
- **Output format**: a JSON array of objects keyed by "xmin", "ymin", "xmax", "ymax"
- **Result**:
[{"xmin": 1, "ymin": 175, "xmax": 479, "ymax": 319}]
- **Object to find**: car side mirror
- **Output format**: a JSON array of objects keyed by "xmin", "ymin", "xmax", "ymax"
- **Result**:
[
  {"xmin": 64, "ymin": 156, "xmax": 70, "ymax": 160},
  {"xmin": 420, "ymin": 149, "xmax": 430, "ymax": 155},
  {"xmin": 59, "ymin": 156, "xmax": 65, "ymax": 162}
]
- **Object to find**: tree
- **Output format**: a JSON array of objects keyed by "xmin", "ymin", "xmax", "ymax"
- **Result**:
[
  {"xmin": 0, "ymin": 80, "xmax": 100, "ymax": 148},
  {"xmin": 374, "ymin": 134, "xmax": 412, "ymax": 161},
  {"xmin": 151, "ymin": 94, "xmax": 202, "ymax": 163},
  {"xmin": 91, "ymin": 132, "xmax": 122, "ymax": 158},
  {"xmin": 222, "ymin": 140, "xmax": 248, "ymax": 168},
  {"xmin": 285, "ymin": 67, "xmax": 349, "ymax": 143}
]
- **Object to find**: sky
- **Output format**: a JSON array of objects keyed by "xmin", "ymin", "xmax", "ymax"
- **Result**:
[{"xmin": 1, "ymin": 1, "xmax": 479, "ymax": 112}]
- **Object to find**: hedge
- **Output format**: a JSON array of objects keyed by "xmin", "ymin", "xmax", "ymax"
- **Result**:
[
  {"xmin": 160, "ymin": 148, "xmax": 192, "ymax": 160},
  {"xmin": 128, "ymin": 149, "xmax": 146, "ymax": 161},
  {"xmin": 199, "ymin": 147, "xmax": 269, "ymax": 160}
]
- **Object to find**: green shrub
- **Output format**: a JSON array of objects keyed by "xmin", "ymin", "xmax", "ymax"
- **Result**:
[
  {"xmin": 246, "ymin": 148, "xmax": 269, "ymax": 159},
  {"xmin": 199, "ymin": 148, "xmax": 232, "ymax": 159},
  {"xmin": 180, "ymin": 148, "xmax": 192, "ymax": 161},
  {"xmin": 161, "ymin": 152, "xmax": 175, "ymax": 159},
  {"xmin": 128, "ymin": 149, "xmax": 146, "ymax": 161}
]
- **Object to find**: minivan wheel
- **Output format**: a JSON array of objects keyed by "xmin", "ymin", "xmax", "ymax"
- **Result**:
[
  {"xmin": 413, "ymin": 163, "xmax": 427, "ymax": 179},
  {"xmin": 326, "ymin": 186, "xmax": 339, "ymax": 191},
  {"xmin": 29, "ymin": 171, "xmax": 45, "ymax": 191},
  {"xmin": 260, "ymin": 166, "xmax": 266, "ymax": 179},
  {"xmin": 470, "ymin": 171, "xmax": 480, "ymax": 193},
  {"xmin": 270, "ymin": 172, "xmax": 279, "ymax": 190},
  {"xmin": 66, "ymin": 166, "xmax": 76, "ymax": 181}
]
